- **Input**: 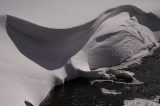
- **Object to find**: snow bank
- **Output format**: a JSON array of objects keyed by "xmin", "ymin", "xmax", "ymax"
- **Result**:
[{"xmin": 0, "ymin": 5, "xmax": 160, "ymax": 106}]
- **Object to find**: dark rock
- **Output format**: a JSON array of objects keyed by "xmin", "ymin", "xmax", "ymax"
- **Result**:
[
  {"xmin": 115, "ymin": 73, "xmax": 133, "ymax": 83},
  {"xmin": 24, "ymin": 101, "xmax": 33, "ymax": 106}
]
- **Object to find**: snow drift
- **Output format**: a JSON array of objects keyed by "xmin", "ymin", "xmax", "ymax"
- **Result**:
[{"xmin": 0, "ymin": 5, "xmax": 160, "ymax": 106}]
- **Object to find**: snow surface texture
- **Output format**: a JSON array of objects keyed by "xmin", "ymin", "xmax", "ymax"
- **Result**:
[
  {"xmin": 101, "ymin": 88, "xmax": 159, "ymax": 106},
  {"xmin": 124, "ymin": 99, "xmax": 160, "ymax": 106},
  {"xmin": 0, "ymin": 5, "xmax": 160, "ymax": 106}
]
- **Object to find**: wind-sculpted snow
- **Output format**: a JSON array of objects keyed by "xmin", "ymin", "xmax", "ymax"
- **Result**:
[{"xmin": 0, "ymin": 5, "xmax": 160, "ymax": 106}]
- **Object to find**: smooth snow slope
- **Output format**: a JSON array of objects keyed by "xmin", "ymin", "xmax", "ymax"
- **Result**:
[{"xmin": 0, "ymin": 5, "xmax": 160, "ymax": 106}]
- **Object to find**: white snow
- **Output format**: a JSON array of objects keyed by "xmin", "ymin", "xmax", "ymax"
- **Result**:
[
  {"xmin": 101, "ymin": 88, "xmax": 122, "ymax": 95},
  {"xmin": 124, "ymin": 98, "xmax": 160, "ymax": 106},
  {"xmin": 0, "ymin": 5, "xmax": 159, "ymax": 106}
]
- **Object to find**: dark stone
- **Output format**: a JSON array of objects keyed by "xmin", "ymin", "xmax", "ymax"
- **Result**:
[
  {"xmin": 24, "ymin": 101, "xmax": 33, "ymax": 106},
  {"xmin": 115, "ymin": 73, "xmax": 133, "ymax": 83}
]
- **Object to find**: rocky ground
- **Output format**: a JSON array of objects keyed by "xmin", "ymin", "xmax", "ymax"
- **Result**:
[{"xmin": 41, "ymin": 48, "xmax": 160, "ymax": 106}]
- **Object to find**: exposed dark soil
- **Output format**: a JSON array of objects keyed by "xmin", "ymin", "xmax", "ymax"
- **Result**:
[{"xmin": 41, "ymin": 48, "xmax": 160, "ymax": 106}]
